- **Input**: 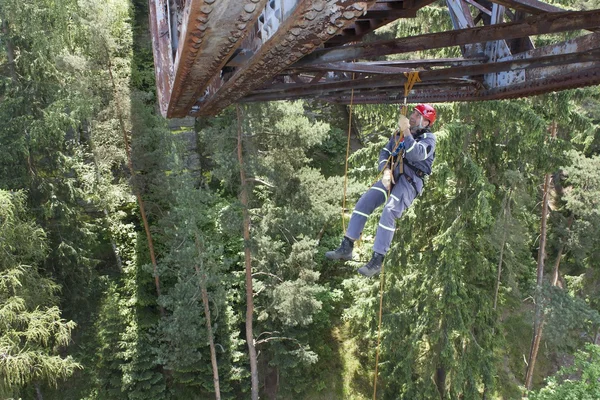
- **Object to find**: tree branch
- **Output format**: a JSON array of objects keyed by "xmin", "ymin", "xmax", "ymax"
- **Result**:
[
  {"xmin": 251, "ymin": 271, "xmax": 283, "ymax": 282},
  {"xmin": 245, "ymin": 177, "xmax": 275, "ymax": 188}
]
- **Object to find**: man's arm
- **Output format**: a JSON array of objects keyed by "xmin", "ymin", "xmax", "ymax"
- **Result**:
[
  {"xmin": 403, "ymin": 133, "xmax": 436, "ymax": 163},
  {"xmin": 378, "ymin": 136, "xmax": 397, "ymax": 171}
]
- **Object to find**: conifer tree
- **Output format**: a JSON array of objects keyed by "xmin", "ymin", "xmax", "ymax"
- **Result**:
[{"xmin": 0, "ymin": 191, "xmax": 80, "ymax": 398}]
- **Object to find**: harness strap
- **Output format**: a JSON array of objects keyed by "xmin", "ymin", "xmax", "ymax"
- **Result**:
[{"xmin": 404, "ymin": 161, "xmax": 427, "ymax": 179}]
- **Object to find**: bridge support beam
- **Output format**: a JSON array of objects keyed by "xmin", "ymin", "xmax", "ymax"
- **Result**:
[
  {"xmin": 165, "ymin": 0, "xmax": 269, "ymax": 117},
  {"xmin": 192, "ymin": 0, "xmax": 375, "ymax": 116}
]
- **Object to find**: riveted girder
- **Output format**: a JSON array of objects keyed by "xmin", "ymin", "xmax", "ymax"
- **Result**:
[{"xmin": 149, "ymin": 0, "xmax": 600, "ymax": 117}]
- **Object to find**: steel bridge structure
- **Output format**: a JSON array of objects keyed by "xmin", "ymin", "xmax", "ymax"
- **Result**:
[{"xmin": 148, "ymin": 0, "xmax": 600, "ymax": 117}]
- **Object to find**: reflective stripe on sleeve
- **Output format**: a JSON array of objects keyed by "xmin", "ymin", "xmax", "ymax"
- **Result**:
[
  {"xmin": 419, "ymin": 143, "xmax": 428, "ymax": 160},
  {"xmin": 405, "ymin": 142, "xmax": 417, "ymax": 153},
  {"xmin": 379, "ymin": 160, "xmax": 388, "ymax": 165},
  {"xmin": 378, "ymin": 223, "xmax": 395, "ymax": 232},
  {"xmin": 390, "ymin": 194, "xmax": 400, "ymax": 202}
]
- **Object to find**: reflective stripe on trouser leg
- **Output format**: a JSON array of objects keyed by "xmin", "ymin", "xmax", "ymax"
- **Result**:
[
  {"xmin": 346, "ymin": 181, "xmax": 388, "ymax": 241},
  {"xmin": 373, "ymin": 178, "xmax": 416, "ymax": 255}
]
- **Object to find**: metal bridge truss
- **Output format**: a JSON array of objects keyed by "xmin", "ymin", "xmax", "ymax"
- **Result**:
[{"xmin": 149, "ymin": 0, "xmax": 600, "ymax": 117}]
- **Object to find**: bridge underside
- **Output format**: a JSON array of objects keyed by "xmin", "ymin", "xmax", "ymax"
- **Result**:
[{"xmin": 149, "ymin": 0, "xmax": 600, "ymax": 117}]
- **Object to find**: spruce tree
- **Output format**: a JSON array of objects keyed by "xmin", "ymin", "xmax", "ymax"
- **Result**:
[{"xmin": 0, "ymin": 191, "xmax": 80, "ymax": 398}]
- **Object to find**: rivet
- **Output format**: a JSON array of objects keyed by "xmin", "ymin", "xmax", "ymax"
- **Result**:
[{"xmin": 305, "ymin": 11, "xmax": 317, "ymax": 21}]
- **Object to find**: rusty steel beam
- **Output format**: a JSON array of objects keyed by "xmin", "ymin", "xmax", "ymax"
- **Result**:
[
  {"xmin": 490, "ymin": 0, "xmax": 564, "ymax": 14},
  {"xmin": 296, "ymin": 56, "xmax": 489, "ymax": 71},
  {"xmin": 166, "ymin": 0, "xmax": 268, "ymax": 117},
  {"xmin": 192, "ymin": 0, "xmax": 376, "ymax": 116},
  {"xmin": 324, "ymin": 0, "xmax": 435, "ymax": 46},
  {"xmin": 289, "ymin": 57, "xmax": 488, "ymax": 74},
  {"xmin": 321, "ymin": 66, "xmax": 600, "ymax": 104},
  {"xmin": 298, "ymin": 62, "xmax": 415, "ymax": 74},
  {"xmin": 356, "ymin": 3, "xmax": 416, "ymax": 19},
  {"xmin": 509, "ymin": 32, "xmax": 600, "ymax": 60},
  {"xmin": 241, "ymin": 49, "xmax": 600, "ymax": 101},
  {"xmin": 506, "ymin": 32, "xmax": 600, "ymax": 80},
  {"xmin": 297, "ymin": 9, "xmax": 600, "ymax": 65},
  {"xmin": 288, "ymin": 58, "xmax": 489, "ymax": 76},
  {"xmin": 242, "ymin": 80, "xmax": 479, "ymax": 102},
  {"xmin": 149, "ymin": 0, "xmax": 174, "ymax": 117}
]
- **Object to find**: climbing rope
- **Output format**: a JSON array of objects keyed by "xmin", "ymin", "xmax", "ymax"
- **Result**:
[
  {"xmin": 372, "ymin": 71, "xmax": 420, "ymax": 400},
  {"xmin": 341, "ymin": 76, "xmax": 355, "ymax": 233},
  {"xmin": 397, "ymin": 71, "xmax": 421, "ymax": 175},
  {"xmin": 339, "ymin": 70, "xmax": 421, "ymax": 399}
]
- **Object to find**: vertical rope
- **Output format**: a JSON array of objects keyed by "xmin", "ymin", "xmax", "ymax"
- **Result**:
[
  {"xmin": 397, "ymin": 72, "xmax": 421, "ymax": 175},
  {"xmin": 341, "ymin": 76, "xmax": 355, "ymax": 233},
  {"xmin": 372, "ymin": 260, "xmax": 386, "ymax": 400},
  {"xmin": 372, "ymin": 71, "xmax": 420, "ymax": 400}
]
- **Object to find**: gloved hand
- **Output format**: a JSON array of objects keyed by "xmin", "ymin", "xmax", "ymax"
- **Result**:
[
  {"xmin": 398, "ymin": 114, "xmax": 410, "ymax": 132},
  {"xmin": 382, "ymin": 168, "xmax": 393, "ymax": 190}
]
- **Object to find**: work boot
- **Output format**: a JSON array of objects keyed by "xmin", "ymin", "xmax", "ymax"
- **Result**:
[
  {"xmin": 325, "ymin": 236, "xmax": 354, "ymax": 261},
  {"xmin": 358, "ymin": 252, "xmax": 385, "ymax": 277}
]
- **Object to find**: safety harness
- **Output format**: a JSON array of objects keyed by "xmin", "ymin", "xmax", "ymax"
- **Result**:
[{"xmin": 388, "ymin": 128, "xmax": 432, "ymax": 195}]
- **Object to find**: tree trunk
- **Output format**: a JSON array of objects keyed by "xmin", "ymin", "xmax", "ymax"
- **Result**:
[
  {"xmin": 197, "ymin": 267, "xmax": 221, "ymax": 400},
  {"xmin": 105, "ymin": 49, "xmax": 164, "ymax": 316},
  {"xmin": 1, "ymin": 20, "xmax": 17, "ymax": 83},
  {"xmin": 525, "ymin": 121, "xmax": 556, "ymax": 390},
  {"xmin": 494, "ymin": 190, "xmax": 512, "ymax": 310},
  {"xmin": 552, "ymin": 215, "xmax": 572, "ymax": 286},
  {"xmin": 236, "ymin": 105, "xmax": 259, "ymax": 400},
  {"xmin": 485, "ymin": 191, "xmax": 513, "ymax": 399},
  {"xmin": 35, "ymin": 383, "xmax": 43, "ymax": 400}
]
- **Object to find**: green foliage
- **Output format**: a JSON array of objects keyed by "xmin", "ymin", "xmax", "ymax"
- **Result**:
[
  {"xmin": 0, "ymin": 191, "xmax": 80, "ymax": 397},
  {"xmin": 527, "ymin": 344, "xmax": 600, "ymax": 400},
  {"xmin": 543, "ymin": 285, "xmax": 600, "ymax": 350},
  {"xmin": 561, "ymin": 150, "xmax": 600, "ymax": 269},
  {"xmin": 198, "ymin": 101, "xmax": 351, "ymax": 397},
  {"xmin": 3, "ymin": 0, "xmax": 600, "ymax": 398}
]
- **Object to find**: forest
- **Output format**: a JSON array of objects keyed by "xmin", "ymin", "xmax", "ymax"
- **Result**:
[{"xmin": 1, "ymin": 0, "xmax": 600, "ymax": 399}]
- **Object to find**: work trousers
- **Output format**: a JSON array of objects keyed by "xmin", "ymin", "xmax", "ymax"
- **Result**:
[{"xmin": 345, "ymin": 176, "xmax": 417, "ymax": 255}]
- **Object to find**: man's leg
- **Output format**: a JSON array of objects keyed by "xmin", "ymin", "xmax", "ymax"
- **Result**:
[
  {"xmin": 359, "ymin": 177, "xmax": 417, "ymax": 276},
  {"xmin": 345, "ymin": 181, "xmax": 389, "ymax": 241},
  {"xmin": 326, "ymin": 181, "xmax": 388, "ymax": 260}
]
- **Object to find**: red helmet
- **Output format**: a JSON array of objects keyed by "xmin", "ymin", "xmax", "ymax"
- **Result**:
[{"xmin": 415, "ymin": 104, "xmax": 436, "ymax": 125}]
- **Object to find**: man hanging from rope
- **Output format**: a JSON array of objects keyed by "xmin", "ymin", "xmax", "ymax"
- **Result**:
[{"xmin": 325, "ymin": 104, "xmax": 437, "ymax": 277}]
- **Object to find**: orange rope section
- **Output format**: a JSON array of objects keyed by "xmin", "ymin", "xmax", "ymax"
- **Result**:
[
  {"xmin": 341, "ymin": 75, "xmax": 355, "ymax": 233},
  {"xmin": 372, "ymin": 71, "xmax": 420, "ymax": 400},
  {"xmin": 338, "ymin": 71, "xmax": 422, "ymax": 399}
]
